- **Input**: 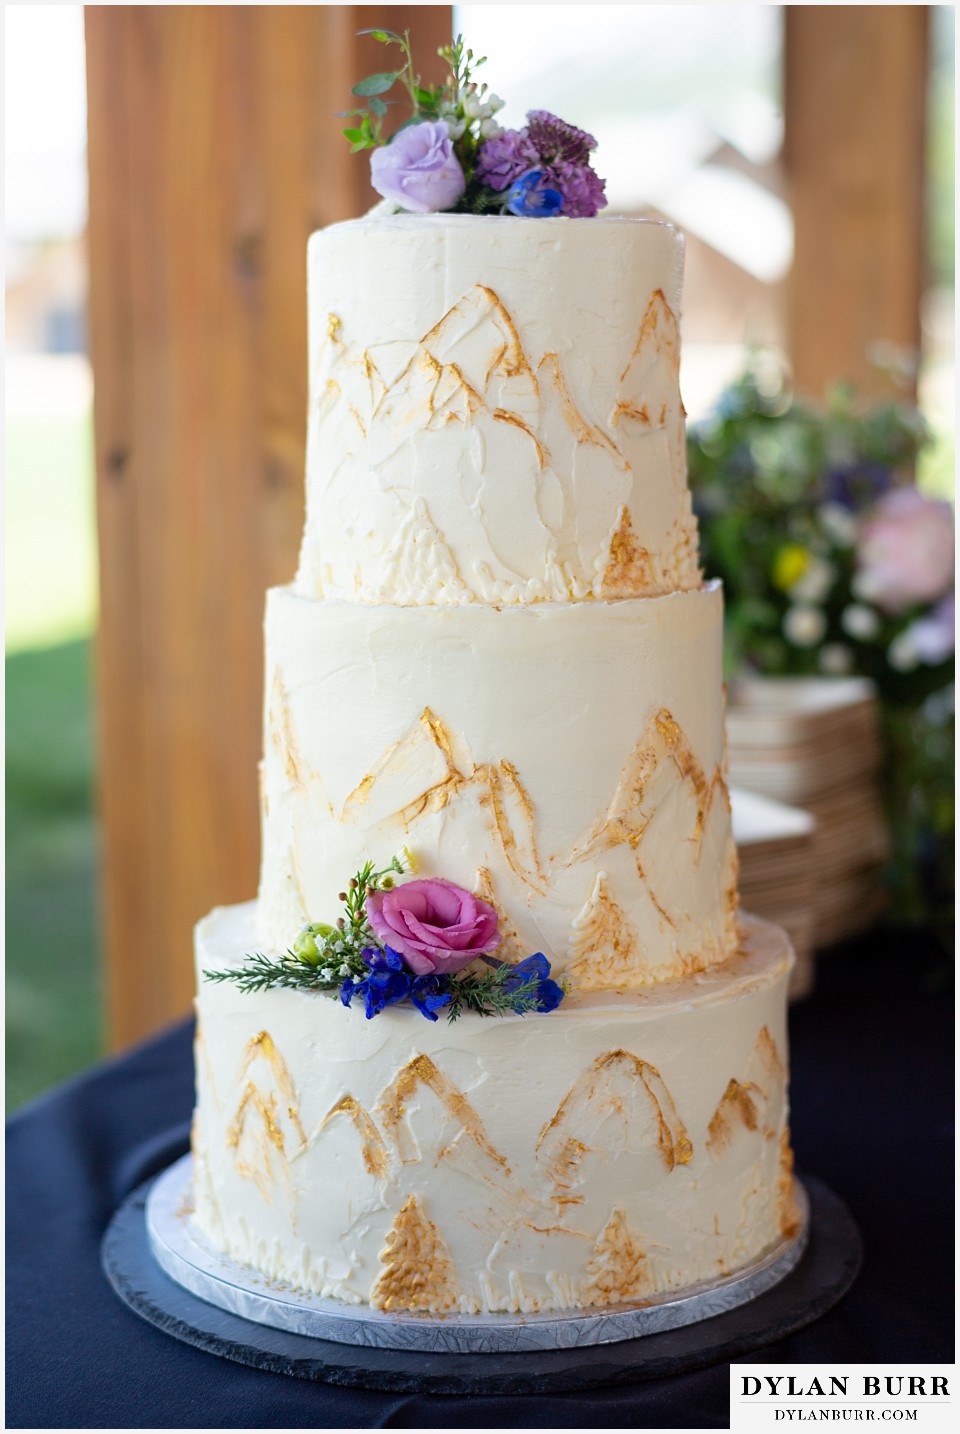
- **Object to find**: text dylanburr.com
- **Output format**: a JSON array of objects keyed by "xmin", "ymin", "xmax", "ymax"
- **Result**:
[{"xmin": 729, "ymin": 1367, "xmax": 954, "ymax": 1433}]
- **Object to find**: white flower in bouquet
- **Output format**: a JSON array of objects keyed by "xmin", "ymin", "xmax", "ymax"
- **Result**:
[
  {"xmin": 818, "ymin": 502, "xmax": 859, "ymax": 547},
  {"xmin": 783, "ymin": 605, "xmax": 827, "ymax": 647},
  {"xmin": 789, "ymin": 555, "xmax": 835, "ymax": 604},
  {"xmin": 841, "ymin": 603, "xmax": 882, "ymax": 641},
  {"xmin": 819, "ymin": 643, "xmax": 853, "ymax": 674}
]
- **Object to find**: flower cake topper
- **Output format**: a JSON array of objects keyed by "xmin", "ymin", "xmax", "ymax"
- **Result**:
[
  {"xmin": 205, "ymin": 852, "xmax": 565, "ymax": 1022},
  {"xmin": 341, "ymin": 29, "xmax": 606, "ymax": 218}
]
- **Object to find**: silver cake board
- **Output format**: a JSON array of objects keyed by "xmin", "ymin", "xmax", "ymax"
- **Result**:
[{"xmin": 101, "ymin": 1154, "xmax": 862, "ymax": 1393}]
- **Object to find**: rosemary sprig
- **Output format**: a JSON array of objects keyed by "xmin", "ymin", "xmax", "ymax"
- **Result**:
[{"xmin": 202, "ymin": 951, "xmax": 349, "ymax": 995}]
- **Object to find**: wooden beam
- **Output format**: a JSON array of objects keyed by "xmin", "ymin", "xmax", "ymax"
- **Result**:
[
  {"xmin": 86, "ymin": 5, "xmax": 453, "ymax": 1049},
  {"xmin": 784, "ymin": 6, "xmax": 929, "ymax": 400}
]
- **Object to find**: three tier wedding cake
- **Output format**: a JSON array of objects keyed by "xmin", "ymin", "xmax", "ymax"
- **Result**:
[{"xmin": 191, "ymin": 48, "xmax": 799, "ymax": 1319}]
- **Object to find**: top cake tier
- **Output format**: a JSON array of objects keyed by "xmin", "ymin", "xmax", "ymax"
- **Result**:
[{"xmin": 295, "ymin": 215, "xmax": 700, "ymax": 606}]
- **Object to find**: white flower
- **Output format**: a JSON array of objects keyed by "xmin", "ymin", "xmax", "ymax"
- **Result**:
[
  {"xmin": 484, "ymin": 93, "xmax": 505, "ymax": 114},
  {"xmin": 789, "ymin": 555, "xmax": 835, "ymax": 603},
  {"xmin": 841, "ymin": 603, "xmax": 882, "ymax": 641},
  {"xmin": 479, "ymin": 117, "xmax": 503, "ymax": 140},
  {"xmin": 461, "ymin": 93, "xmax": 484, "ymax": 119},
  {"xmin": 445, "ymin": 117, "xmax": 467, "ymax": 140},
  {"xmin": 818, "ymin": 502, "xmax": 858, "ymax": 547},
  {"xmin": 819, "ymin": 643, "xmax": 853, "ymax": 674},
  {"xmin": 888, "ymin": 631, "xmax": 920, "ymax": 672},
  {"xmin": 338, "ymin": 962, "xmax": 352, "ymax": 978},
  {"xmin": 783, "ymin": 605, "xmax": 827, "ymax": 647}
]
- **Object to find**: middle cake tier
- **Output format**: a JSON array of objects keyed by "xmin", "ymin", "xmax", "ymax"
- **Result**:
[{"xmin": 258, "ymin": 584, "xmax": 738, "ymax": 989}]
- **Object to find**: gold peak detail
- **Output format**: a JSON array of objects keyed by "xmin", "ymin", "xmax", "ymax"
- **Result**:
[
  {"xmin": 567, "ymin": 874, "xmax": 641, "ymax": 990},
  {"xmin": 537, "ymin": 1050, "xmax": 692, "ymax": 1184},
  {"xmin": 777, "ymin": 1130, "xmax": 803, "ymax": 1239},
  {"xmin": 570, "ymin": 707, "xmax": 727, "ymax": 865},
  {"xmin": 238, "ymin": 1031, "xmax": 307, "ymax": 1148},
  {"xmin": 474, "ymin": 866, "xmax": 522, "ymax": 962},
  {"xmin": 599, "ymin": 506, "xmax": 655, "ymax": 598},
  {"xmin": 315, "ymin": 1095, "xmax": 389, "ymax": 1179},
  {"xmin": 376, "ymin": 1054, "xmax": 509, "ymax": 1171},
  {"xmin": 582, "ymin": 1207, "xmax": 651, "ymax": 1306},
  {"xmin": 706, "ymin": 1078, "xmax": 762, "ymax": 1157},
  {"xmin": 707, "ymin": 1027, "xmax": 784, "ymax": 1160},
  {"xmin": 619, "ymin": 288, "xmax": 680, "ymax": 386},
  {"xmin": 268, "ymin": 670, "xmax": 307, "ymax": 791},
  {"xmin": 371, "ymin": 1195, "xmax": 459, "ymax": 1313},
  {"xmin": 340, "ymin": 710, "xmax": 546, "ymax": 894}
]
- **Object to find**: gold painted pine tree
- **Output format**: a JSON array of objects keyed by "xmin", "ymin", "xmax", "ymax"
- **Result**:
[{"xmin": 370, "ymin": 1195, "xmax": 459, "ymax": 1312}]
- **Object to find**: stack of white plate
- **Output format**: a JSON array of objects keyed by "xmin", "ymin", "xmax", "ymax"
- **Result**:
[
  {"xmin": 731, "ymin": 786, "xmax": 817, "ymax": 1000},
  {"xmin": 727, "ymin": 677, "xmax": 889, "ymax": 950}
]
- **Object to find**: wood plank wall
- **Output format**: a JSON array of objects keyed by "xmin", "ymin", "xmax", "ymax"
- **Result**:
[
  {"xmin": 86, "ymin": 5, "xmax": 453, "ymax": 1048},
  {"xmin": 784, "ymin": 6, "xmax": 929, "ymax": 400}
]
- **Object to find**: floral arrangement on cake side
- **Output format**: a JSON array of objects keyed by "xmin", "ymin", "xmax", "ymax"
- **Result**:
[
  {"xmin": 204, "ymin": 852, "xmax": 564, "ymax": 1021},
  {"xmin": 340, "ymin": 28, "xmax": 606, "ymax": 218}
]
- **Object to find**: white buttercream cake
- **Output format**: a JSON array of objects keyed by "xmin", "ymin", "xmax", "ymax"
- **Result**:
[{"xmin": 192, "ymin": 215, "xmax": 800, "ymax": 1315}]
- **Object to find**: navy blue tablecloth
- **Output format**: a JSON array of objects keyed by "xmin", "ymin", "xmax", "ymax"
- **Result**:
[{"xmin": 7, "ymin": 933, "xmax": 953, "ymax": 1429}]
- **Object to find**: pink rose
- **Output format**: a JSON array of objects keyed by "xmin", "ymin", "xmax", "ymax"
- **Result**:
[
  {"xmin": 365, "ymin": 878, "xmax": 500, "ymax": 976},
  {"xmin": 856, "ymin": 488, "xmax": 955, "ymax": 613},
  {"xmin": 370, "ymin": 121, "xmax": 466, "ymax": 214}
]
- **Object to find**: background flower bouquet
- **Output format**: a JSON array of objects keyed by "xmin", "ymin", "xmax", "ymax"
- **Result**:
[{"xmin": 688, "ymin": 363, "xmax": 954, "ymax": 938}]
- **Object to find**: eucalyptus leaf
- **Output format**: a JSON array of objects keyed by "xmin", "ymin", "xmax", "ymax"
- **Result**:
[
  {"xmin": 356, "ymin": 28, "xmax": 401, "ymax": 42},
  {"xmin": 368, "ymin": 95, "xmax": 388, "ymax": 117},
  {"xmin": 352, "ymin": 71, "xmax": 400, "ymax": 97}
]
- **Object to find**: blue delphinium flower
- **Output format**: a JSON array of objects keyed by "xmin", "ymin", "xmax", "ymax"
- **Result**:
[
  {"xmin": 340, "ymin": 946, "xmax": 413, "ymax": 1019},
  {"xmin": 505, "ymin": 170, "xmax": 563, "ymax": 218},
  {"xmin": 503, "ymin": 953, "xmax": 564, "ymax": 1012},
  {"xmin": 410, "ymin": 974, "xmax": 454, "ymax": 1022}
]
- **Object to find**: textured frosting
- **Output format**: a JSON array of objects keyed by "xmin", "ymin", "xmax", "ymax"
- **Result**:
[
  {"xmin": 257, "ymin": 583, "xmax": 739, "ymax": 989},
  {"xmin": 193, "ymin": 903, "xmax": 798, "ymax": 1315},
  {"xmin": 296, "ymin": 215, "xmax": 700, "ymax": 606}
]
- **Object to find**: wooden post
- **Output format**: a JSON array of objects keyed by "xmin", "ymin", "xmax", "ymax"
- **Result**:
[
  {"xmin": 86, "ymin": 5, "xmax": 453, "ymax": 1048},
  {"xmin": 784, "ymin": 6, "xmax": 929, "ymax": 401}
]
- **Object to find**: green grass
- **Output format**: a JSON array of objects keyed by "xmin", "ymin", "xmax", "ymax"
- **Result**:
[
  {"xmin": 4, "ymin": 414, "xmax": 98, "ymax": 653},
  {"xmin": 6, "ymin": 637, "xmax": 103, "ymax": 1111}
]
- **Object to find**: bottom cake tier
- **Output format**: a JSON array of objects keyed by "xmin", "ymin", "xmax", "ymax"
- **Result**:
[{"xmin": 192, "ymin": 903, "xmax": 800, "ymax": 1316}]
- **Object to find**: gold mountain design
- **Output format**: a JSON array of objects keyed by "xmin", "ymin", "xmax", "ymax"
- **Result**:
[
  {"xmin": 599, "ymin": 506, "xmax": 655, "ymax": 597},
  {"xmin": 706, "ymin": 1026, "xmax": 784, "ymax": 1159},
  {"xmin": 567, "ymin": 873, "xmax": 641, "ymax": 989},
  {"xmin": 370, "ymin": 1194, "xmax": 460, "ymax": 1313},
  {"xmin": 474, "ymin": 866, "xmax": 522, "ymax": 962},
  {"xmin": 376, "ymin": 1053, "xmax": 509, "ymax": 1173},
  {"xmin": 268, "ymin": 669, "xmax": 308, "ymax": 791},
  {"xmin": 613, "ymin": 288, "xmax": 680, "ymax": 429},
  {"xmin": 226, "ymin": 1031, "xmax": 307, "ymax": 1202},
  {"xmin": 777, "ymin": 1130, "xmax": 803, "ymax": 1239},
  {"xmin": 308, "ymin": 1094, "xmax": 389, "ymax": 1179},
  {"xmin": 318, "ymin": 286, "xmax": 689, "ymax": 597},
  {"xmin": 581, "ymin": 1206, "xmax": 651, "ymax": 1306},
  {"xmin": 569, "ymin": 708, "xmax": 728, "ymax": 866},
  {"xmin": 537, "ymin": 1050, "xmax": 692, "ymax": 1195},
  {"xmin": 341, "ymin": 708, "xmax": 546, "ymax": 892}
]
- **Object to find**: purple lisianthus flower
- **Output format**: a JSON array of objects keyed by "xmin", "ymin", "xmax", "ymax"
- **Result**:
[
  {"xmin": 474, "ymin": 129, "xmax": 540, "ymax": 191},
  {"xmin": 502, "ymin": 953, "xmax": 564, "ymax": 1013},
  {"xmin": 506, "ymin": 170, "xmax": 564, "ymax": 218},
  {"xmin": 370, "ymin": 120, "xmax": 466, "ymax": 213}
]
